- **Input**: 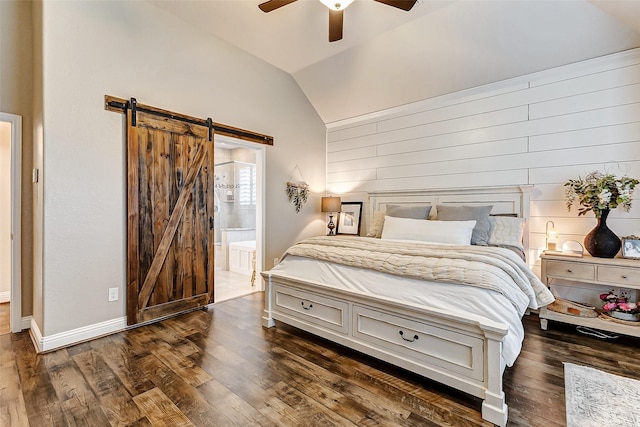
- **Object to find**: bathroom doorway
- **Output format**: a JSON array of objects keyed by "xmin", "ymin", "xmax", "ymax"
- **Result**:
[
  {"xmin": 214, "ymin": 135, "xmax": 264, "ymax": 302},
  {"xmin": 0, "ymin": 112, "xmax": 22, "ymax": 334}
]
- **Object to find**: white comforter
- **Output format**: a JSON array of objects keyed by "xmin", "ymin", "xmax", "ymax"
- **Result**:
[{"xmin": 272, "ymin": 236, "xmax": 554, "ymax": 366}]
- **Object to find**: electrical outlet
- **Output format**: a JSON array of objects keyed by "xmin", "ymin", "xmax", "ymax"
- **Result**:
[{"xmin": 108, "ymin": 287, "xmax": 119, "ymax": 302}]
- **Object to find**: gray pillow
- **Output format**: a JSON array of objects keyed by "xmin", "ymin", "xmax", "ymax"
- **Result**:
[
  {"xmin": 387, "ymin": 204, "xmax": 432, "ymax": 220},
  {"xmin": 436, "ymin": 205, "xmax": 493, "ymax": 246}
]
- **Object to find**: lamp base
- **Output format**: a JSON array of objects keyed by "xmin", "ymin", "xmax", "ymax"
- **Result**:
[{"xmin": 327, "ymin": 215, "xmax": 336, "ymax": 236}]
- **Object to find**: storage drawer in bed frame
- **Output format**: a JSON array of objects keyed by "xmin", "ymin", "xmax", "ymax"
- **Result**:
[
  {"xmin": 271, "ymin": 284, "xmax": 349, "ymax": 334},
  {"xmin": 352, "ymin": 305, "xmax": 485, "ymax": 381}
]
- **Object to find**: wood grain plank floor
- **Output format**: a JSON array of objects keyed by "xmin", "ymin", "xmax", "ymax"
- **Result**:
[{"xmin": 2, "ymin": 292, "xmax": 640, "ymax": 426}]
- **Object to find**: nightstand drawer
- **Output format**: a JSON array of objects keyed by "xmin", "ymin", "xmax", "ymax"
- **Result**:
[
  {"xmin": 546, "ymin": 260, "xmax": 595, "ymax": 281},
  {"xmin": 597, "ymin": 266, "xmax": 640, "ymax": 287}
]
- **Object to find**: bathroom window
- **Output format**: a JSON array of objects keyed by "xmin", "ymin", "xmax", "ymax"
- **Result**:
[{"xmin": 238, "ymin": 165, "xmax": 256, "ymax": 206}]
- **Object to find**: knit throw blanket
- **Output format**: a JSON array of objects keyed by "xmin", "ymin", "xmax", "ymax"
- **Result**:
[{"xmin": 283, "ymin": 236, "xmax": 554, "ymax": 315}]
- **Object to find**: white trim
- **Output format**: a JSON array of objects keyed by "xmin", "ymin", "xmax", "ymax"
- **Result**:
[
  {"xmin": 21, "ymin": 315, "xmax": 31, "ymax": 331},
  {"xmin": 29, "ymin": 318, "xmax": 42, "ymax": 352},
  {"xmin": 256, "ymin": 146, "xmax": 265, "ymax": 288},
  {"xmin": 326, "ymin": 48, "xmax": 640, "ymax": 130},
  {"xmin": 0, "ymin": 291, "xmax": 9, "ymax": 303},
  {"xmin": 30, "ymin": 316, "xmax": 127, "ymax": 353},
  {"xmin": 0, "ymin": 112, "xmax": 22, "ymax": 334}
]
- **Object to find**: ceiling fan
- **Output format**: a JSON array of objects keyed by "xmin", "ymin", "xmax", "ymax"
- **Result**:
[{"xmin": 258, "ymin": 0, "xmax": 417, "ymax": 42}]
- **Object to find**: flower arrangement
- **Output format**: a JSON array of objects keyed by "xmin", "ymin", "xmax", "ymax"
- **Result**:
[
  {"xmin": 564, "ymin": 171, "xmax": 639, "ymax": 218},
  {"xmin": 600, "ymin": 290, "xmax": 639, "ymax": 318}
]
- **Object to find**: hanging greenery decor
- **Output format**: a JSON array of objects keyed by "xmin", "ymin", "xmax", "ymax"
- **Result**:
[{"xmin": 286, "ymin": 181, "xmax": 309, "ymax": 213}]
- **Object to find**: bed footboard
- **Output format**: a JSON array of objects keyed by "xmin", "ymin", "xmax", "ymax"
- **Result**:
[{"xmin": 262, "ymin": 272, "xmax": 509, "ymax": 427}]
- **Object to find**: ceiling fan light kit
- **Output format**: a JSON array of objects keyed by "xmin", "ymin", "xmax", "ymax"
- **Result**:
[
  {"xmin": 319, "ymin": 0, "xmax": 355, "ymax": 11},
  {"xmin": 258, "ymin": 0, "xmax": 417, "ymax": 42}
]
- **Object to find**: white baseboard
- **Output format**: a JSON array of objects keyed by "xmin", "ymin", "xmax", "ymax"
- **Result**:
[
  {"xmin": 0, "ymin": 291, "xmax": 10, "ymax": 303},
  {"xmin": 30, "ymin": 316, "xmax": 128, "ymax": 353},
  {"xmin": 29, "ymin": 319, "xmax": 42, "ymax": 352},
  {"xmin": 21, "ymin": 316, "xmax": 32, "ymax": 331}
]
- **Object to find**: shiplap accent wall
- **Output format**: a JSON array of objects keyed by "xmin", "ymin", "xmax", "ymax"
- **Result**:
[{"xmin": 326, "ymin": 49, "xmax": 640, "ymax": 275}]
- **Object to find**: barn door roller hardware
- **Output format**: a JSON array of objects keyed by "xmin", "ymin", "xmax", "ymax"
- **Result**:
[{"xmin": 105, "ymin": 95, "xmax": 274, "ymax": 145}]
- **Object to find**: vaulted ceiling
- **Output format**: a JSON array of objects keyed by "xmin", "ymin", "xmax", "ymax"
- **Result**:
[{"xmin": 150, "ymin": 0, "xmax": 640, "ymax": 124}]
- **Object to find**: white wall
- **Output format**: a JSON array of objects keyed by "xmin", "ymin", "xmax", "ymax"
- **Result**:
[
  {"xmin": 327, "ymin": 49, "xmax": 640, "ymax": 276},
  {"xmin": 37, "ymin": 0, "xmax": 326, "ymax": 338},
  {"xmin": 294, "ymin": 0, "xmax": 640, "ymax": 123},
  {"xmin": 0, "ymin": 122, "xmax": 10, "ymax": 301}
]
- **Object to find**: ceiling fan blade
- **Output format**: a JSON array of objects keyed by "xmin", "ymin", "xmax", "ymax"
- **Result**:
[
  {"xmin": 328, "ymin": 9, "xmax": 343, "ymax": 42},
  {"xmin": 258, "ymin": 0, "xmax": 297, "ymax": 13},
  {"xmin": 373, "ymin": 0, "xmax": 417, "ymax": 11}
]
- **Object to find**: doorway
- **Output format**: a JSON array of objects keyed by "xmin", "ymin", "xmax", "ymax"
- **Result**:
[
  {"xmin": 0, "ymin": 112, "xmax": 22, "ymax": 334},
  {"xmin": 213, "ymin": 135, "xmax": 264, "ymax": 302}
]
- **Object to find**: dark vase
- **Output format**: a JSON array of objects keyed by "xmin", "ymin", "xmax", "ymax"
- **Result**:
[{"xmin": 584, "ymin": 209, "xmax": 621, "ymax": 258}]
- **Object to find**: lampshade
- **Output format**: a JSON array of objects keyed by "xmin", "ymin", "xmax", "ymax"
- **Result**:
[
  {"xmin": 319, "ymin": 0, "xmax": 355, "ymax": 11},
  {"xmin": 321, "ymin": 196, "xmax": 341, "ymax": 213}
]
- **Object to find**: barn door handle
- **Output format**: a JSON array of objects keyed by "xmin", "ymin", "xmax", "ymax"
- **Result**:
[
  {"xmin": 301, "ymin": 301, "xmax": 313, "ymax": 310},
  {"xmin": 399, "ymin": 330, "xmax": 419, "ymax": 342},
  {"xmin": 209, "ymin": 217, "xmax": 214, "ymax": 230}
]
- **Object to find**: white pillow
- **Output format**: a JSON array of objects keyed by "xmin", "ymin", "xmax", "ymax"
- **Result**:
[
  {"xmin": 380, "ymin": 216, "xmax": 476, "ymax": 245},
  {"xmin": 488, "ymin": 216, "xmax": 525, "ymax": 250}
]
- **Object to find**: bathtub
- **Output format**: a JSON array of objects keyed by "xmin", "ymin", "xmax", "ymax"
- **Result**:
[{"xmin": 228, "ymin": 240, "xmax": 256, "ymax": 276}]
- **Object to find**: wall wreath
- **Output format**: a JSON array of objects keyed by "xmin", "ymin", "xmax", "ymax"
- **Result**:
[
  {"xmin": 286, "ymin": 181, "xmax": 309, "ymax": 213},
  {"xmin": 286, "ymin": 165, "xmax": 309, "ymax": 213}
]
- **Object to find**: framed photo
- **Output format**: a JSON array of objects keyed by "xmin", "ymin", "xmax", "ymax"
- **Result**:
[
  {"xmin": 337, "ymin": 202, "xmax": 363, "ymax": 235},
  {"xmin": 622, "ymin": 236, "xmax": 640, "ymax": 259}
]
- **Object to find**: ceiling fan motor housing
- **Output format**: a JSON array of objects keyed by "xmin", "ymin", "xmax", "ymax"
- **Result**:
[{"xmin": 258, "ymin": 0, "xmax": 417, "ymax": 42}]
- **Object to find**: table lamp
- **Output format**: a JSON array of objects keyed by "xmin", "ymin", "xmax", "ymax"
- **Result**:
[{"xmin": 321, "ymin": 196, "xmax": 341, "ymax": 236}]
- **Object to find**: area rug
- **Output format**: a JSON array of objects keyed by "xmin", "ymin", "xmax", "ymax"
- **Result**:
[{"xmin": 564, "ymin": 362, "xmax": 640, "ymax": 427}]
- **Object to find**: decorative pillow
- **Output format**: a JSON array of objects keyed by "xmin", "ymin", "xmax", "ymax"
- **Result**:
[
  {"xmin": 435, "ymin": 205, "xmax": 493, "ymax": 246},
  {"xmin": 366, "ymin": 210, "xmax": 386, "ymax": 238},
  {"xmin": 380, "ymin": 216, "xmax": 476, "ymax": 244},
  {"xmin": 488, "ymin": 216, "xmax": 525, "ymax": 250},
  {"xmin": 386, "ymin": 204, "xmax": 432, "ymax": 220}
]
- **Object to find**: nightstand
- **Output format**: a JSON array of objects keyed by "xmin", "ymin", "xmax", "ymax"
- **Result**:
[{"xmin": 539, "ymin": 253, "xmax": 640, "ymax": 337}]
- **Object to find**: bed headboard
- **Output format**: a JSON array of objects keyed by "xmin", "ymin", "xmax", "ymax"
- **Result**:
[{"xmin": 368, "ymin": 185, "xmax": 533, "ymax": 253}]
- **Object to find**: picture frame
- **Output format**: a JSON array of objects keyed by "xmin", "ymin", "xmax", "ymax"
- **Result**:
[
  {"xmin": 337, "ymin": 202, "xmax": 363, "ymax": 235},
  {"xmin": 622, "ymin": 236, "xmax": 640, "ymax": 259}
]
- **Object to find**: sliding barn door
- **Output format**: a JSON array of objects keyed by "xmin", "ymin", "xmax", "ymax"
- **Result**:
[{"xmin": 127, "ymin": 110, "xmax": 214, "ymax": 326}]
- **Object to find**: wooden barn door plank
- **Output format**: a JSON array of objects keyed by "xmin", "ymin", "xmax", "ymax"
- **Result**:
[{"xmin": 126, "ymin": 109, "xmax": 140, "ymax": 324}]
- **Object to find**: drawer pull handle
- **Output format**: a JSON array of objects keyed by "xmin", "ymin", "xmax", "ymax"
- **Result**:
[
  {"xmin": 399, "ymin": 330, "xmax": 419, "ymax": 342},
  {"xmin": 567, "ymin": 269, "xmax": 572, "ymax": 273},
  {"xmin": 301, "ymin": 301, "xmax": 313, "ymax": 310},
  {"xmin": 622, "ymin": 275, "xmax": 628, "ymax": 279}
]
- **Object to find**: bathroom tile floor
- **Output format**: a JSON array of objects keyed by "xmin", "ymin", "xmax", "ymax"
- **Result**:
[{"xmin": 214, "ymin": 269, "xmax": 261, "ymax": 303}]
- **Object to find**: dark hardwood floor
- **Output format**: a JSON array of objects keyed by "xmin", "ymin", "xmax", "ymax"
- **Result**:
[{"xmin": 2, "ymin": 292, "xmax": 640, "ymax": 426}]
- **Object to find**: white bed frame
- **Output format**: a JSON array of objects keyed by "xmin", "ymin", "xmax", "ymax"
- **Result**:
[{"xmin": 262, "ymin": 185, "xmax": 533, "ymax": 427}]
